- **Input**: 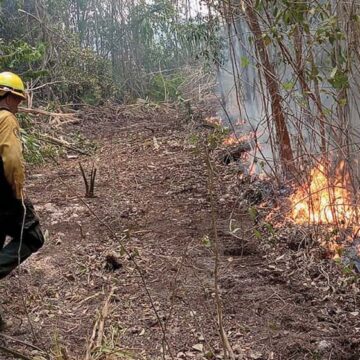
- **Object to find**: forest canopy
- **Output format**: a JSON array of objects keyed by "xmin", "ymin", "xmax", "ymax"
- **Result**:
[{"xmin": 0, "ymin": 0, "xmax": 217, "ymax": 104}]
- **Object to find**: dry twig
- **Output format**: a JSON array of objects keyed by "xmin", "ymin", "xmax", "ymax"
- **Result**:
[
  {"xmin": 38, "ymin": 134, "xmax": 88, "ymax": 155},
  {"xmin": 204, "ymin": 144, "xmax": 236, "ymax": 360},
  {"xmin": 0, "ymin": 344, "xmax": 32, "ymax": 360},
  {"xmin": 19, "ymin": 107, "xmax": 76, "ymax": 118},
  {"xmin": 0, "ymin": 333, "xmax": 44, "ymax": 352},
  {"xmin": 85, "ymin": 287, "xmax": 116, "ymax": 360}
]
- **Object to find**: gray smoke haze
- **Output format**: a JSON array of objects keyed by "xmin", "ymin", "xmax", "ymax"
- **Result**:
[
  {"xmin": 217, "ymin": 18, "xmax": 274, "ymax": 176},
  {"xmin": 217, "ymin": 16, "xmax": 360, "ymax": 177}
]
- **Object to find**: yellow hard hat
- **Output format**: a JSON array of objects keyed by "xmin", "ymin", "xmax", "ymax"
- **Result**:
[{"xmin": 0, "ymin": 72, "xmax": 27, "ymax": 100}]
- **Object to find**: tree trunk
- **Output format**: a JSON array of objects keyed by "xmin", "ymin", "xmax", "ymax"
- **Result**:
[{"xmin": 243, "ymin": 1, "xmax": 295, "ymax": 175}]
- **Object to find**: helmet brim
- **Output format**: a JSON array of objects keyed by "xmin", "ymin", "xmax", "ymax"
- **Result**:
[
  {"xmin": 10, "ymin": 90, "xmax": 27, "ymax": 100},
  {"xmin": 0, "ymin": 86, "xmax": 27, "ymax": 100}
]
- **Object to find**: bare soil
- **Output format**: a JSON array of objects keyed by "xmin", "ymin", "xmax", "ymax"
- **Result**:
[{"xmin": 0, "ymin": 105, "xmax": 359, "ymax": 360}]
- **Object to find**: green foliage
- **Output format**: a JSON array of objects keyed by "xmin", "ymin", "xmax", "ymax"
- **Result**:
[
  {"xmin": 71, "ymin": 131, "xmax": 98, "ymax": 154},
  {"xmin": 0, "ymin": 0, "xmax": 215, "ymax": 103},
  {"xmin": 201, "ymin": 234, "xmax": 211, "ymax": 248},
  {"xmin": 21, "ymin": 129, "xmax": 44, "ymax": 164},
  {"xmin": 18, "ymin": 112, "xmax": 96, "ymax": 164},
  {"xmin": 20, "ymin": 129, "xmax": 60, "ymax": 165},
  {"xmin": 0, "ymin": 40, "xmax": 46, "ymax": 78},
  {"xmin": 147, "ymin": 73, "xmax": 184, "ymax": 102},
  {"xmin": 206, "ymin": 126, "xmax": 230, "ymax": 150},
  {"xmin": 258, "ymin": 0, "xmax": 352, "ymax": 124},
  {"xmin": 177, "ymin": 16, "xmax": 225, "ymax": 67},
  {"xmin": 52, "ymin": 41, "xmax": 115, "ymax": 104},
  {"xmin": 248, "ymin": 206, "xmax": 259, "ymax": 222},
  {"xmin": 328, "ymin": 67, "xmax": 348, "ymax": 90}
]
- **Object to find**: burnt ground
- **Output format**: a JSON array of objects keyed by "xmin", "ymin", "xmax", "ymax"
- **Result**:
[{"xmin": 0, "ymin": 104, "xmax": 359, "ymax": 360}]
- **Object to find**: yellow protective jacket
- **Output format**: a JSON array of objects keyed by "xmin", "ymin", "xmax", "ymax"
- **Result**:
[{"xmin": 0, "ymin": 109, "xmax": 25, "ymax": 200}]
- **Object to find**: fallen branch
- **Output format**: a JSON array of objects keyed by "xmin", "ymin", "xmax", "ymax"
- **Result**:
[
  {"xmin": 29, "ymin": 80, "xmax": 77, "ymax": 91},
  {"xmin": 0, "ymin": 333, "xmax": 44, "ymax": 352},
  {"xmin": 96, "ymin": 287, "xmax": 115, "ymax": 348},
  {"xmin": 19, "ymin": 107, "xmax": 81, "ymax": 128},
  {"xmin": 38, "ymin": 134, "xmax": 88, "ymax": 155},
  {"xmin": 19, "ymin": 107, "xmax": 76, "ymax": 117},
  {"xmin": 85, "ymin": 316, "xmax": 99, "ymax": 360}
]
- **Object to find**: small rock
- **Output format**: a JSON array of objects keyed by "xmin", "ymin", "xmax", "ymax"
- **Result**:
[
  {"xmin": 44, "ymin": 203, "xmax": 57, "ymax": 212},
  {"xmin": 192, "ymin": 343, "xmax": 204, "ymax": 352},
  {"xmin": 129, "ymin": 326, "xmax": 141, "ymax": 334},
  {"xmin": 249, "ymin": 351, "xmax": 263, "ymax": 359},
  {"xmin": 185, "ymin": 351, "xmax": 196, "ymax": 358},
  {"xmin": 317, "ymin": 340, "xmax": 332, "ymax": 352}
]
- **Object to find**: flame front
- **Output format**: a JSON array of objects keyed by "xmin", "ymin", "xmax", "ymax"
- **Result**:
[
  {"xmin": 223, "ymin": 133, "xmax": 241, "ymax": 146},
  {"xmin": 223, "ymin": 132, "xmax": 255, "ymax": 146},
  {"xmin": 205, "ymin": 116, "xmax": 222, "ymax": 126},
  {"xmin": 290, "ymin": 161, "xmax": 355, "ymax": 226}
]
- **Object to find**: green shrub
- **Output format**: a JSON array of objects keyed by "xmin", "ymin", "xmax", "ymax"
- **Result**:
[{"xmin": 147, "ymin": 73, "xmax": 184, "ymax": 102}]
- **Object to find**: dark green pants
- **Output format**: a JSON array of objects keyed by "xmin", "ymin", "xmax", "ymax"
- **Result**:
[{"xmin": 0, "ymin": 199, "xmax": 44, "ymax": 279}]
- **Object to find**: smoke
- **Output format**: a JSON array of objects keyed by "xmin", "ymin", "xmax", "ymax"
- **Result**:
[
  {"xmin": 217, "ymin": 18, "xmax": 274, "ymax": 176},
  {"xmin": 216, "ymin": 14, "xmax": 360, "ymax": 178}
]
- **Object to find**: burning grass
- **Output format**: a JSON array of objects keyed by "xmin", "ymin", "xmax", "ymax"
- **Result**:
[
  {"xmin": 290, "ymin": 161, "xmax": 357, "ymax": 227},
  {"xmin": 204, "ymin": 116, "xmax": 222, "ymax": 127},
  {"xmin": 287, "ymin": 160, "xmax": 360, "ymax": 259},
  {"xmin": 222, "ymin": 132, "xmax": 257, "ymax": 147}
]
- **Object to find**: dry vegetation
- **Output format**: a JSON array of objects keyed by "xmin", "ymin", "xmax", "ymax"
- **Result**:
[{"xmin": 1, "ymin": 0, "xmax": 360, "ymax": 359}]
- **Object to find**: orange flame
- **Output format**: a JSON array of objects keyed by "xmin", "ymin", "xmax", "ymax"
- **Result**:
[
  {"xmin": 223, "ymin": 133, "xmax": 241, "ymax": 146},
  {"xmin": 205, "ymin": 117, "xmax": 222, "ymax": 126},
  {"xmin": 222, "ymin": 132, "xmax": 255, "ymax": 146},
  {"xmin": 290, "ymin": 161, "xmax": 356, "ymax": 226},
  {"xmin": 235, "ymin": 118, "xmax": 246, "ymax": 126}
]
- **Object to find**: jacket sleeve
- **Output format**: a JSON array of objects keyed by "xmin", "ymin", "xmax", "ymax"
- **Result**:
[{"xmin": 0, "ymin": 113, "xmax": 25, "ymax": 199}]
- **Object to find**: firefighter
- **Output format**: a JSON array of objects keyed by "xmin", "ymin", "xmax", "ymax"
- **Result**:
[{"xmin": 0, "ymin": 72, "xmax": 44, "ymax": 283}]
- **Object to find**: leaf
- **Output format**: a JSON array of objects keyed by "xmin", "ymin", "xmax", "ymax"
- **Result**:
[
  {"xmin": 120, "ymin": 246, "xmax": 126, "ymax": 257},
  {"xmin": 240, "ymin": 56, "xmax": 250, "ymax": 68},
  {"xmin": 255, "ymin": 0, "xmax": 264, "ymax": 11},
  {"xmin": 192, "ymin": 343, "xmax": 204, "ymax": 352},
  {"xmin": 248, "ymin": 207, "xmax": 258, "ymax": 221},
  {"xmin": 264, "ymin": 222, "xmax": 275, "ymax": 235},
  {"xmin": 254, "ymin": 229, "xmax": 262, "ymax": 239},
  {"xmin": 204, "ymin": 351, "xmax": 215, "ymax": 359},
  {"xmin": 330, "ymin": 66, "xmax": 338, "ymax": 79},
  {"xmin": 328, "ymin": 67, "xmax": 348, "ymax": 89},
  {"xmin": 339, "ymin": 98, "xmax": 347, "ymax": 107},
  {"xmin": 202, "ymin": 235, "xmax": 211, "ymax": 248},
  {"xmin": 262, "ymin": 33, "xmax": 272, "ymax": 46},
  {"xmin": 309, "ymin": 7, "xmax": 316, "ymax": 16},
  {"xmin": 153, "ymin": 136, "xmax": 160, "ymax": 149},
  {"xmin": 250, "ymin": 351, "xmax": 263, "ymax": 359},
  {"xmin": 282, "ymin": 81, "xmax": 295, "ymax": 91}
]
